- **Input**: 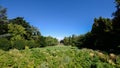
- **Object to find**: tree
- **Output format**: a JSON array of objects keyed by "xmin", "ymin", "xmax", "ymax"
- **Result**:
[
  {"xmin": 8, "ymin": 23, "xmax": 26, "ymax": 41},
  {"xmin": 9, "ymin": 17, "xmax": 30, "ymax": 28},
  {"xmin": 112, "ymin": 0, "xmax": 120, "ymax": 31},
  {"xmin": 39, "ymin": 36, "xmax": 47, "ymax": 47},
  {"xmin": 71, "ymin": 34, "xmax": 80, "ymax": 46},
  {"xmin": 90, "ymin": 17, "xmax": 113, "ymax": 49},
  {"xmin": 0, "ymin": 23, "xmax": 8, "ymax": 35},
  {"xmin": 29, "ymin": 26, "xmax": 41, "ymax": 37},
  {"xmin": 75, "ymin": 17, "xmax": 113, "ymax": 50},
  {"xmin": 39, "ymin": 36, "xmax": 58, "ymax": 47},
  {"xmin": 110, "ymin": 0, "xmax": 120, "ymax": 50},
  {"xmin": 0, "ymin": 6, "xmax": 7, "ymax": 20},
  {"xmin": 62, "ymin": 35, "xmax": 78, "ymax": 46},
  {"xmin": 45, "ymin": 36, "xmax": 58, "ymax": 46},
  {"xmin": 0, "ymin": 38, "xmax": 11, "ymax": 50},
  {"xmin": 92, "ymin": 17, "xmax": 112, "ymax": 33},
  {"xmin": 75, "ymin": 35, "xmax": 85, "ymax": 48},
  {"xmin": 0, "ymin": 6, "xmax": 44, "ymax": 50},
  {"xmin": 0, "ymin": 6, "xmax": 8, "ymax": 35},
  {"xmin": 9, "ymin": 17, "xmax": 41, "ymax": 40},
  {"xmin": 63, "ymin": 37, "xmax": 70, "ymax": 45}
]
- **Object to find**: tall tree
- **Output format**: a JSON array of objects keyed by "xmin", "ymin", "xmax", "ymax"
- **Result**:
[
  {"xmin": 0, "ymin": 6, "xmax": 7, "ymax": 20},
  {"xmin": 112, "ymin": 0, "xmax": 120, "ymax": 31},
  {"xmin": 9, "ymin": 17, "xmax": 41, "ymax": 40},
  {"xmin": 9, "ymin": 17, "xmax": 30, "ymax": 28},
  {"xmin": 92, "ymin": 17, "xmax": 112, "ymax": 33},
  {"xmin": 91, "ymin": 17, "xmax": 113, "ymax": 49},
  {"xmin": 8, "ymin": 23, "xmax": 26, "ymax": 41},
  {"xmin": 111, "ymin": 0, "xmax": 120, "ymax": 49},
  {"xmin": 0, "ymin": 6, "xmax": 8, "ymax": 35}
]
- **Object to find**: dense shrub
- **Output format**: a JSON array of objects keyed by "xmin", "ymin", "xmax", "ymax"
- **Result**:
[
  {"xmin": 39, "ymin": 36, "xmax": 58, "ymax": 47},
  {"xmin": 45, "ymin": 36, "xmax": 58, "ymax": 46},
  {"xmin": 62, "ymin": 35, "xmax": 80, "ymax": 46},
  {"xmin": 39, "ymin": 36, "xmax": 47, "ymax": 47},
  {"xmin": 12, "ymin": 40, "xmax": 40, "ymax": 50},
  {"xmin": 0, "ymin": 38, "xmax": 11, "ymax": 50},
  {"xmin": 12, "ymin": 40, "xmax": 27, "ymax": 50},
  {"xmin": 26, "ymin": 40, "xmax": 40, "ymax": 48}
]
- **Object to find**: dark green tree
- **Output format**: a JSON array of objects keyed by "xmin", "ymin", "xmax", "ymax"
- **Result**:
[
  {"xmin": 0, "ymin": 6, "xmax": 7, "ymax": 20},
  {"xmin": 0, "ymin": 6, "xmax": 8, "ymax": 35},
  {"xmin": 112, "ymin": 0, "xmax": 120, "ymax": 31},
  {"xmin": 91, "ymin": 17, "xmax": 113, "ymax": 50},
  {"xmin": 9, "ymin": 17, "xmax": 30, "ymax": 28},
  {"xmin": 9, "ymin": 17, "xmax": 41, "ymax": 40},
  {"xmin": 111, "ymin": 0, "xmax": 120, "ymax": 50}
]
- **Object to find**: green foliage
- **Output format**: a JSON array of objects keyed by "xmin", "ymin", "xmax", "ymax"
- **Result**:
[
  {"xmin": 0, "ymin": 6, "xmax": 7, "ymax": 20},
  {"xmin": 8, "ymin": 23, "xmax": 26, "ymax": 41},
  {"xmin": 116, "ymin": 57, "xmax": 120, "ymax": 67},
  {"xmin": 0, "ymin": 46, "xmax": 119, "ymax": 68},
  {"xmin": 62, "ymin": 35, "xmax": 79, "ymax": 46},
  {"xmin": 94, "ymin": 62, "xmax": 115, "ymax": 68},
  {"xmin": 44, "ymin": 36, "xmax": 58, "ymax": 46},
  {"xmin": 73, "ymin": 16, "xmax": 120, "ymax": 51},
  {"xmin": 0, "ymin": 23, "xmax": 8, "ymax": 35},
  {"xmin": 76, "ymin": 32, "xmax": 94, "ymax": 49},
  {"xmin": 12, "ymin": 40, "xmax": 27, "ymax": 50},
  {"xmin": 9, "ymin": 17, "xmax": 41, "ymax": 40},
  {"xmin": 12, "ymin": 39, "xmax": 42, "ymax": 50},
  {"xmin": 61, "ymin": 0, "xmax": 120, "ymax": 53},
  {"xmin": 62, "ymin": 33, "xmax": 94, "ymax": 49},
  {"xmin": 9, "ymin": 17, "xmax": 31, "ymax": 28},
  {"xmin": 110, "ymin": 0, "xmax": 120, "ymax": 50},
  {"xmin": 0, "ymin": 38, "xmax": 11, "ymax": 50},
  {"xmin": 62, "ymin": 37, "xmax": 70, "ymax": 45},
  {"xmin": 0, "ymin": 6, "xmax": 8, "ymax": 35},
  {"xmin": 92, "ymin": 17, "xmax": 112, "ymax": 33},
  {"xmin": 39, "ymin": 36, "xmax": 47, "ymax": 47},
  {"xmin": 91, "ymin": 17, "xmax": 114, "ymax": 49},
  {"xmin": 26, "ymin": 40, "xmax": 40, "ymax": 48}
]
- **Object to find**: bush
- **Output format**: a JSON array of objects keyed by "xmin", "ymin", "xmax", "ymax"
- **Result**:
[
  {"xmin": 27, "ymin": 40, "xmax": 40, "ymax": 48},
  {"xmin": 0, "ymin": 38, "xmax": 11, "ymax": 50},
  {"xmin": 45, "ymin": 36, "xmax": 58, "ymax": 46},
  {"xmin": 95, "ymin": 62, "xmax": 115, "ymax": 68},
  {"xmin": 12, "ymin": 40, "xmax": 27, "ymax": 50},
  {"xmin": 39, "ymin": 36, "xmax": 47, "ymax": 47},
  {"xmin": 0, "ymin": 39, "xmax": 41, "ymax": 50},
  {"xmin": 39, "ymin": 36, "xmax": 58, "ymax": 47}
]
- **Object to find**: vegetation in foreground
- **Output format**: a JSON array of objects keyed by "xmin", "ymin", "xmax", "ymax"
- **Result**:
[{"xmin": 0, "ymin": 46, "xmax": 120, "ymax": 68}]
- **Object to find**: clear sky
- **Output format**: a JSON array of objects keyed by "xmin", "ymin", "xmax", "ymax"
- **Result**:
[{"xmin": 0, "ymin": 0, "xmax": 115, "ymax": 40}]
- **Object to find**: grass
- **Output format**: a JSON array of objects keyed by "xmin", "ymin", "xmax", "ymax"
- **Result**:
[{"xmin": 0, "ymin": 45, "xmax": 120, "ymax": 68}]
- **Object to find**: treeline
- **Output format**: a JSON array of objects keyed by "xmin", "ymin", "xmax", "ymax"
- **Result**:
[
  {"xmin": 62, "ymin": 0, "xmax": 120, "ymax": 53},
  {"xmin": 0, "ymin": 7, "xmax": 58, "ymax": 50}
]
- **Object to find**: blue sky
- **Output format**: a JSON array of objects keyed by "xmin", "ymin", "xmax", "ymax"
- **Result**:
[{"xmin": 0, "ymin": 0, "xmax": 115, "ymax": 40}]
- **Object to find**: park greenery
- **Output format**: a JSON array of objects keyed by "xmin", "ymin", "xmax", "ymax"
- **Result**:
[
  {"xmin": 0, "ymin": 7, "xmax": 58, "ymax": 50},
  {"xmin": 0, "ymin": 0, "xmax": 120, "ymax": 68},
  {"xmin": 61, "ymin": 0, "xmax": 120, "ymax": 53},
  {"xmin": 0, "ymin": 46, "xmax": 120, "ymax": 68}
]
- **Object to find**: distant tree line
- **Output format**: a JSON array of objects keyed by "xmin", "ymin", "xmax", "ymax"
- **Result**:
[
  {"xmin": 0, "ymin": 6, "xmax": 58, "ymax": 50},
  {"xmin": 62, "ymin": 0, "xmax": 120, "ymax": 53}
]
